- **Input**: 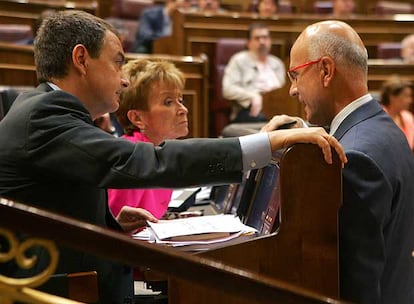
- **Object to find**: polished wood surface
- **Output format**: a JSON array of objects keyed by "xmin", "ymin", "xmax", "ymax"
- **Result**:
[
  {"xmin": 367, "ymin": 59, "xmax": 414, "ymax": 91},
  {"xmin": 0, "ymin": 42, "xmax": 34, "ymax": 65},
  {"xmin": 0, "ymin": 63, "xmax": 37, "ymax": 86},
  {"xmin": 169, "ymin": 143, "xmax": 342, "ymax": 303},
  {"xmin": 0, "ymin": 143, "xmax": 348, "ymax": 304},
  {"xmin": 0, "ymin": 10, "xmax": 39, "ymax": 27}
]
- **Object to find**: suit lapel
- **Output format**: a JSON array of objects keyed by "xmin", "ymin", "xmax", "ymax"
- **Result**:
[{"xmin": 333, "ymin": 99, "xmax": 383, "ymax": 140}]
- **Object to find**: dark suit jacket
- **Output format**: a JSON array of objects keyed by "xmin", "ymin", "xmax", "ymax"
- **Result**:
[
  {"xmin": 334, "ymin": 99, "xmax": 414, "ymax": 304},
  {"xmin": 0, "ymin": 83, "xmax": 243, "ymax": 303},
  {"xmin": 133, "ymin": 5, "xmax": 170, "ymax": 53}
]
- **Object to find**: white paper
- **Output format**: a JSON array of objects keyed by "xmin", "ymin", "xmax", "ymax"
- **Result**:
[{"xmin": 147, "ymin": 214, "xmax": 251, "ymax": 240}]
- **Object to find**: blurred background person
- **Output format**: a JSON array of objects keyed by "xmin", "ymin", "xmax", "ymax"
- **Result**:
[
  {"xmin": 380, "ymin": 76, "xmax": 414, "ymax": 150},
  {"xmin": 108, "ymin": 59, "xmax": 189, "ymax": 219},
  {"xmin": 222, "ymin": 22, "xmax": 286, "ymax": 123},
  {"xmin": 332, "ymin": 0, "xmax": 355, "ymax": 17},
  {"xmin": 256, "ymin": 0, "xmax": 277, "ymax": 17},
  {"xmin": 133, "ymin": 0, "xmax": 223, "ymax": 53},
  {"xmin": 401, "ymin": 34, "xmax": 414, "ymax": 64},
  {"xmin": 132, "ymin": 0, "xmax": 191, "ymax": 53},
  {"xmin": 196, "ymin": 0, "xmax": 224, "ymax": 12}
]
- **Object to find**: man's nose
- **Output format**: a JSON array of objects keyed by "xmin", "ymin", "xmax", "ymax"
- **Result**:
[{"xmin": 289, "ymin": 83, "xmax": 298, "ymax": 97}]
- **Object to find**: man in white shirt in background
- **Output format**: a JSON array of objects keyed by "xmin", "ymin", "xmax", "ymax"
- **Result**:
[{"xmin": 222, "ymin": 22, "xmax": 286, "ymax": 123}]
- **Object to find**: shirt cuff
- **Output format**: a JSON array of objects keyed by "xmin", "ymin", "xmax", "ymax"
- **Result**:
[{"xmin": 239, "ymin": 133, "xmax": 271, "ymax": 171}]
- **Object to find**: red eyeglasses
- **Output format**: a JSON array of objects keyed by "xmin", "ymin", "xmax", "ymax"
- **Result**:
[{"xmin": 287, "ymin": 58, "xmax": 322, "ymax": 83}]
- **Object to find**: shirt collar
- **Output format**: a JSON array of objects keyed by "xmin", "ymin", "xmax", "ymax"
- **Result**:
[
  {"xmin": 47, "ymin": 82, "xmax": 61, "ymax": 91},
  {"xmin": 329, "ymin": 93, "xmax": 372, "ymax": 135}
]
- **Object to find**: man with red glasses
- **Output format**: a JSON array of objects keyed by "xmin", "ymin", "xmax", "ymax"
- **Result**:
[{"xmin": 288, "ymin": 20, "xmax": 414, "ymax": 303}]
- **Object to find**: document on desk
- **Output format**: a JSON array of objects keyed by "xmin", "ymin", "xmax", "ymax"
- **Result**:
[{"xmin": 147, "ymin": 214, "xmax": 256, "ymax": 245}]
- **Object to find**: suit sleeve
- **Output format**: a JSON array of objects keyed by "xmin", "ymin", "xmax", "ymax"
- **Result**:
[{"xmin": 24, "ymin": 92, "xmax": 244, "ymax": 189}]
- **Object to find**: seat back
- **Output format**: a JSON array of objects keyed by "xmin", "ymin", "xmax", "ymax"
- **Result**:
[
  {"xmin": 313, "ymin": 1, "xmax": 333, "ymax": 14},
  {"xmin": 278, "ymin": 0, "xmax": 294, "ymax": 13},
  {"xmin": 0, "ymin": 87, "xmax": 20, "ymax": 121},
  {"xmin": 377, "ymin": 42, "xmax": 402, "ymax": 59},
  {"xmin": 112, "ymin": 0, "xmax": 155, "ymax": 19},
  {"xmin": 211, "ymin": 38, "xmax": 247, "ymax": 136}
]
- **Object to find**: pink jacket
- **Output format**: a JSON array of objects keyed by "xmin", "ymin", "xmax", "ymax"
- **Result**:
[{"xmin": 107, "ymin": 132, "xmax": 172, "ymax": 219}]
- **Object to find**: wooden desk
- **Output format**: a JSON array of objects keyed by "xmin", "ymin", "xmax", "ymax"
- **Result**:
[
  {"xmin": 0, "ymin": 42, "xmax": 34, "ymax": 65},
  {"xmin": 0, "ymin": 10, "xmax": 39, "ymax": 28},
  {"xmin": 367, "ymin": 59, "xmax": 414, "ymax": 91},
  {"xmin": 0, "ymin": 143, "xmax": 346, "ymax": 304},
  {"xmin": 168, "ymin": 143, "xmax": 342, "ymax": 303},
  {"xmin": 0, "ymin": 63, "xmax": 37, "ymax": 86}
]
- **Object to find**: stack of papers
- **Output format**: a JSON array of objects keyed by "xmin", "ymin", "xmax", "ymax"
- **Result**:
[{"xmin": 143, "ymin": 214, "xmax": 257, "ymax": 248}]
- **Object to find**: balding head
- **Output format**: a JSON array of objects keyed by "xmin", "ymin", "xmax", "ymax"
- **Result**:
[
  {"xmin": 288, "ymin": 21, "xmax": 369, "ymax": 126},
  {"xmin": 295, "ymin": 20, "xmax": 367, "ymax": 74}
]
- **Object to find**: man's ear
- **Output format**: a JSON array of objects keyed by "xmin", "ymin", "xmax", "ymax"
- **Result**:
[
  {"xmin": 321, "ymin": 56, "xmax": 335, "ymax": 87},
  {"xmin": 127, "ymin": 110, "xmax": 146, "ymax": 129},
  {"xmin": 72, "ymin": 44, "xmax": 89, "ymax": 76}
]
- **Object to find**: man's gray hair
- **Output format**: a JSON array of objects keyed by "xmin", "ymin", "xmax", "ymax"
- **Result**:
[{"xmin": 307, "ymin": 31, "xmax": 368, "ymax": 74}]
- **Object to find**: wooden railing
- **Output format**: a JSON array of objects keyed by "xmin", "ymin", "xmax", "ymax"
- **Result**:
[{"xmin": 0, "ymin": 143, "xmax": 351, "ymax": 304}]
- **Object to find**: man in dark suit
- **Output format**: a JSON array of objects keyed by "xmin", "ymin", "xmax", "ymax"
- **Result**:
[
  {"xmin": 288, "ymin": 20, "xmax": 414, "ymax": 303},
  {"xmin": 0, "ymin": 10, "xmax": 346, "ymax": 304}
]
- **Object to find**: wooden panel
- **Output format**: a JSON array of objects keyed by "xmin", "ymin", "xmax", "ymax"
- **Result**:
[
  {"xmin": 367, "ymin": 59, "xmax": 414, "ymax": 91},
  {"xmin": 0, "ymin": 42, "xmax": 34, "ymax": 65},
  {"xmin": 169, "ymin": 143, "xmax": 342, "ymax": 303},
  {"xmin": 262, "ymin": 83, "xmax": 305, "ymax": 119},
  {"xmin": 0, "ymin": 63, "xmax": 38, "ymax": 86},
  {"xmin": 0, "ymin": 10, "xmax": 39, "ymax": 27}
]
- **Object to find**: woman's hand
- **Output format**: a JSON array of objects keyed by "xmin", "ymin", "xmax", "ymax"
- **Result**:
[{"xmin": 116, "ymin": 205, "xmax": 158, "ymax": 234}]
